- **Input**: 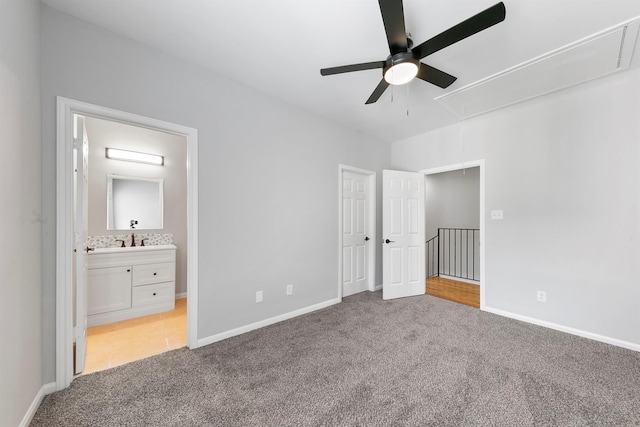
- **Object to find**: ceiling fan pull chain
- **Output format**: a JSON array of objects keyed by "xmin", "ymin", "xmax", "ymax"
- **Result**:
[
  {"xmin": 460, "ymin": 124, "xmax": 467, "ymax": 174},
  {"xmin": 390, "ymin": 59, "xmax": 395, "ymax": 102},
  {"xmin": 406, "ymin": 82, "xmax": 410, "ymax": 116}
]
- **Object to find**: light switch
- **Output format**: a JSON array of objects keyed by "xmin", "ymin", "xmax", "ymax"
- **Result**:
[{"xmin": 491, "ymin": 210, "xmax": 504, "ymax": 220}]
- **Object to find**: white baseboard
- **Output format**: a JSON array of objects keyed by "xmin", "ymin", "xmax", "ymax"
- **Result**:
[
  {"xmin": 197, "ymin": 298, "xmax": 341, "ymax": 348},
  {"xmin": 175, "ymin": 292, "xmax": 187, "ymax": 299},
  {"xmin": 438, "ymin": 275, "xmax": 480, "ymax": 285},
  {"xmin": 374, "ymin": 284, "xmax": 382, "ymax": 291},
  {"xmin": 483, "ymin": 305, "xmax": 640, "ymax": 352},
  {"xmin": 19, "ymin": 382, "xmax": 56, "ymax": 427}
]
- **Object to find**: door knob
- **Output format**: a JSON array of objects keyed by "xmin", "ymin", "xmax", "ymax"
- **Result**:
[
  {"xmin": 364, "ymin": 236, "xmax": 370, "ymax": 241},
  {"xmin": 385, "ymin": 239, "xmax": 395, "ymax": 244}
]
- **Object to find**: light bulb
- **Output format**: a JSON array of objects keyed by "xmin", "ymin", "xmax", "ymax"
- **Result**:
[{"xmin": 384, "ymin": 62, "xmax": 418, "ymax": 85}]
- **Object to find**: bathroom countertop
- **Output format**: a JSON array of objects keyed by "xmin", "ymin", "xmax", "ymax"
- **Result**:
[{"xmin": 89, "ymin": 244, "xmax": 176, "ymax": 254}]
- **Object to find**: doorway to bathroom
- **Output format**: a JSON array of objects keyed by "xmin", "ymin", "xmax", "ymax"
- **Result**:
[
  {"xmin": 81, "ymin": 115, "xmax": 188, "ymax": 374},
  {"xmin": 55, "ymin": 97, "xmax": 199, "ymax": 390}
]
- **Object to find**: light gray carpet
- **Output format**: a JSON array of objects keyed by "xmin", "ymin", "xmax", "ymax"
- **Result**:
[{"xmin": 33, "ymin": 292, "xmax": 640, "ymax": 426}]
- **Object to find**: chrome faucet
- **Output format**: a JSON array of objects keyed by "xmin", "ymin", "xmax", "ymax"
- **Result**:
[
  {"xmin": 141, "ymin": 238, "xmax": 149, "ymax": 247},
  {"xmin": 115, "ymin": 239, "xmax": 126, "ymax": 248},
  {"xmin": 131, "ymin": 233, "xmax": 136, "ymax": 247}
]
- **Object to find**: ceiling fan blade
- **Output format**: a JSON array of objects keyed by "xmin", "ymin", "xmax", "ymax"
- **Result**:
[
  {"xmin": 379, "ymin": 0, "xmax": 408, "ymax": 55},
  {"xmin": 321, "ymin": 61, "xmax": 385, "ymax": 76},
  {"xmin": 412, "ymin": 2, "xmax": 506, "ymax": 59},
  {"xmin": 416, "ymin": 63, "xmax": 457, "ymax": 88},
  {"xmin": 365, "ymin": 79, "xmax": 390, "ymax": 104}
]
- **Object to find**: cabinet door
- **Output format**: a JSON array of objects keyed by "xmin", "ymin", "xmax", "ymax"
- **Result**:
[{"xmin": 87, "ymin": 266, "xmax": 132, "ymax": 315}]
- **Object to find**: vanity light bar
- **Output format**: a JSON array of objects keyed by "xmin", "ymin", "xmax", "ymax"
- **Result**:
[{"xmin": 105, "ymin": 148, "xmax": 164, "ymax": 166}]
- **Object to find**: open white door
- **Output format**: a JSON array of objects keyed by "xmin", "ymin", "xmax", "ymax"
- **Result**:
[
  {"xmin": 382, "ymin": 170, "xmax": 425, "ymax": 300},
  {"xmin": 73, "ymin": 115, "xmax": 89, "ymax": 374}
]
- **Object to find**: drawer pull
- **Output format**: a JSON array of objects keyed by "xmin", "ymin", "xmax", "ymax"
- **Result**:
[
  {"xmin": 153, "ymin": 292, "xmax": 157, "ymax": 296},
  {"xmin": 126, "ymin": 269, "xmax": 131, "ymax": 272},
  {"xmin": 153, "ymin": 272, "xmax": 157, "ymax": 276}
]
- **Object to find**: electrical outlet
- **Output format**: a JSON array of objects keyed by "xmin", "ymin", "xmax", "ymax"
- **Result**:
[
  {"xmin": 256, "ymin": 291, "xmax": 263, "ymax": 303},
  {"xmin": 536, "ymin": 291, "xmax": 546, "ymax": 303},
  {"xmin": 491, "ymin": 210, "xmax": 504, "ymax": 220},
  {"xmin": 286, "ymin": 284, "xmax": 293, "ymax": 295}
]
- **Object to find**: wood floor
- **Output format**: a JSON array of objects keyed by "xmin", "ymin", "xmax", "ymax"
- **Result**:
[
  {"xmin": 83, "ymin": 298, "xmax": 187, "ymax": 374},
  {"xmin": 426, "ymin": 276, "xmax": 480, "ymax": 308}
]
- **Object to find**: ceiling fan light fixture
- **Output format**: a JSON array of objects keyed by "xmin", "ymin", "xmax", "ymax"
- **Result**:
[{"xmin": 384, "ymin": 61, "xmax": 418, "ymax": 85}]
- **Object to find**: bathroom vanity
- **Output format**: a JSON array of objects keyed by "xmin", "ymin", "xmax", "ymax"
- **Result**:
[{"xmin": 86, "ymin": 244, "xmax": 176, "ymax": 327}]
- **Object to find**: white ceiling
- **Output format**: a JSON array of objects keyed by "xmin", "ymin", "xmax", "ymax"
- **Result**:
[{"xmin": 41, "ymin": 0, "xmax": 640, "ymax": 142}]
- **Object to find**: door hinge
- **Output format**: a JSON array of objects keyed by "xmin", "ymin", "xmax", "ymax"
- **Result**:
[{"xmin": 74, "ymin": 325, "xmax": 86, "ymax": 341}]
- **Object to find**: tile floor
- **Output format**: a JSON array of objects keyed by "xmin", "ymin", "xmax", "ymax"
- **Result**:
[{"xmin": 83, "ymin": 298, "xmax": 186, "ymax": 374}]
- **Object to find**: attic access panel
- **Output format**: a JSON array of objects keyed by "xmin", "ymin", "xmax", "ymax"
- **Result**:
[{"xmin": 436, "ymin": 18, "xmax": 640, "ymax": 119}]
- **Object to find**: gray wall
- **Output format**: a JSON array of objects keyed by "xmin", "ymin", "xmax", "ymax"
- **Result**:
[
  {"xmin": 40, "ymin": 6, "xmax": 391, "ymax": 383},
  {"xmin": 393, "ymin": 66, "xmax": 640, "ymax": 347},
  {"xmin": 0, "ymin": 0, "xmax": 42, "ymax": 425},
  {"xmin": 425, "ymin": 167, "xmax": 479, "ymax": 239},
  {"xmin": 85, "ymin": 116, "xmax": 188, "ymax": 294}
]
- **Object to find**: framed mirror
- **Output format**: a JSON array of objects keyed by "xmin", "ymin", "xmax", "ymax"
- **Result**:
[{"xmin": 107, "ymin": 174, "xmax": 164, "ymax": 230}]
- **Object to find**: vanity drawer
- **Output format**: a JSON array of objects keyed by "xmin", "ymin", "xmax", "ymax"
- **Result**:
[
  {"xmin": 132, "ymin": 282, "xmax": 175, "ymax": 307},
  {"xmin": 132, "ymin": 262, "xmax": 175, "ymax": 287}
]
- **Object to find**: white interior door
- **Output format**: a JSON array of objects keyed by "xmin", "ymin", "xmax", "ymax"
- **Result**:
[
  {"xmin": 342, "ymin": 171, "xmax": 371, "ymax": 296},
  {"xmin": 382, "ymin": 170, "xmax": 425, "ymax": 300},
  {"xmin": 73, "ymin": 114, "xmax": 89, "ymax": 374}
]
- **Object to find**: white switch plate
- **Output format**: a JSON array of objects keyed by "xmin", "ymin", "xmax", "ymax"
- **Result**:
[
  {"xmin": 491, "ymin": 210, "xmax": 504, "ymax": 220},
  {"xmin": 256, "ymin": 291, "xmax": 263, "ymax": 303},
  {"xmin": 286, "ymin": 284, "xmax": 293, "ymax": 295},
  {"xmin": 537, "ymin": 291, "xmax": 546, "ymax": 303}
]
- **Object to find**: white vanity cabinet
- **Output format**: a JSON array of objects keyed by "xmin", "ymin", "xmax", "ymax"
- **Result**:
[{"xmin": 87, "ymin": 244, "xmax": 176, "ymax": 327}]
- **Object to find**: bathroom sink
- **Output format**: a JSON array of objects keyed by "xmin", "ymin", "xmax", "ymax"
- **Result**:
[{"xmin": 90, "ymin": 244, "xmax": 176, "ymax": 254}]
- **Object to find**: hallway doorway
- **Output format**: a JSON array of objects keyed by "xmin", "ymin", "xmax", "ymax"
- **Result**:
[{"xmin": 422, "ymin": 161, "xmax": 485, "ymax": 309}]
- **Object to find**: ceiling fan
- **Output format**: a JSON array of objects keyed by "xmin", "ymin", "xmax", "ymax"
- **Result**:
[{"xmin": 320, "ymin": 0, "xmax": 506, "ymax": 104}]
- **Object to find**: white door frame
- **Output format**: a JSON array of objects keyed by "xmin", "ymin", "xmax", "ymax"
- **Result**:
[
  {"xmin": 338, "ymin": 165, "xmax": 376, "ymax": 298},
  {"xmin": 420, "ymin": 160, "xmax": 486, "ymax": 309},
  {"xmin": 55, "ymin": 97, "xmax": 199, "ymax": 390}
]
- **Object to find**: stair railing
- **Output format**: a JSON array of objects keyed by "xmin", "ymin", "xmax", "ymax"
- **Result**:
[
  {"xmin": 426, "ymin": 228, "xmax": 480, "ymax": 282},
  {"xmin": 426, "ymin": 234, "xmax": 439, "ymax": 279}
]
